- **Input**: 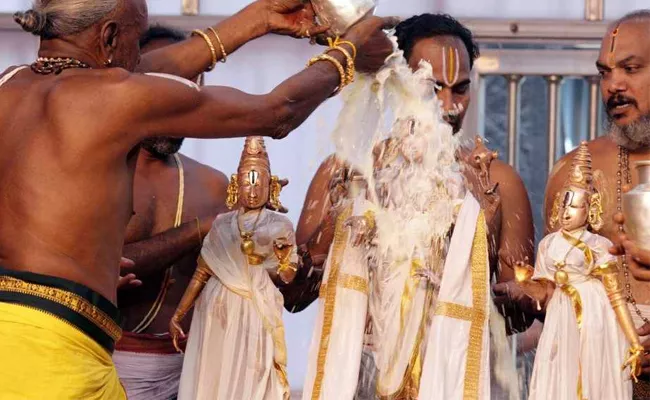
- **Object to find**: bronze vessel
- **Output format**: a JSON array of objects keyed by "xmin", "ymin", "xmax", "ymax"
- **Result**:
[
  {"xmin": 310, "ymin": 0, "xmax": 376, "ymax": 36},
  {"xmin": 623, "ymin": 161, "xmax": 650, "ymax": 252}
]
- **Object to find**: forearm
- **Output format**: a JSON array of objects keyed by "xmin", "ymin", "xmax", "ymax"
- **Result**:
[
  {"xmin": 281, "ymin": 246, "xmax": 325, "ymax": 312},
  {"xmin": 137, "ymin": 4, "xmax": 268, "ymax": 78},
  {"xmin": 262, "ymin": 52, "xmax": 347, "ymax": 139},
  {"xmin": 122, "ymin": 220, "xmax": 204, "ymax": 278},
  {"xmin": 172, "ymin": 258, "xmax": 212, "ymax": 322}
]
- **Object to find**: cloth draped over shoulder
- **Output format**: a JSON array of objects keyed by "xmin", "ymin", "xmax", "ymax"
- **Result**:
[
  {"xmin": 302, "ymin": 196, "xmax": 373, "ymax": 400},
  {"xmin": 178, "ymin": 209, "xmax": 297, "ymax": 400}
]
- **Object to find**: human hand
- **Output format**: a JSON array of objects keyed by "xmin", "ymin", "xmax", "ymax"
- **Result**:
[
  {"xmin": 343, "ymin": 16, "xmax": 400, "ymax": 73},
  {"xmin": 610, "ymin": 213, "xmax": 650, "ymax": 281},
  {"xmin": 170, "ymin": 316, "xmax": 186, "ymax": 353},
  {"xmin": 260, "ymin": 0, "xmax": 330, "ymax": 39},
  {"xmin": 117, "ymin": 258, "xmax": 142, "ymax": 290},
  {"xmin": 344, "ymin": 215, "xmax": 374, "ymax": 247}
]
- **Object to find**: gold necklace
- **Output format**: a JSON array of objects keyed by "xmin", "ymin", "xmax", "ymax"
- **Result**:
[
  {"xmin": 618, "ymin": 146, "xmax": 649, "ymax": 324},
  {"xmin": 554, "ymin": 229, "xmax": 585, "ymax": 285},
  {"xmin": 31, "ymin": 57, "xmax": 90, "ymax": 75},
  {"xmin": 237, "ymin": 209, "xmax": 263, "ymax": 257}
]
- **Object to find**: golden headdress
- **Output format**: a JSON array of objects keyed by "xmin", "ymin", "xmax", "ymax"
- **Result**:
[
  {"xmin": 238, "ymin": 136, "xmax": 271, "ymax": 175},
  {"xmin": 550, "ymin": 141, "xmax": 603, "ymax": 231},
  {"xmin": 226, "ymin": 136, "xmax": 287, "ymax": 212}
]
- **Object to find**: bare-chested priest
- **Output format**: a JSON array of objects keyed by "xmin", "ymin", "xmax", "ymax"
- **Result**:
[
  {"xmin": 0, "ymin": 0, "xmax": 395, "ymax": 397},
  {"xmin": 112, "ymin": 25, "xmax": 229, "ymax": 400},
  {"xmin": 543, "ymin": 10, "xmax": 650, "ymax": 399}
]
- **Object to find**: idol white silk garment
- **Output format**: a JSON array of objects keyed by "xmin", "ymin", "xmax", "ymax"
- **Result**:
[
  {"xmin": 178, "ymin": 210, "xmax": 297, "ymax": 400},
  {"xmin": 528, "ymin": 230, "xmax": 632, "ymax": 400}
]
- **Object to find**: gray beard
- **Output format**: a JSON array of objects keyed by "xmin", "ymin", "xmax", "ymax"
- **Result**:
[{"xmin": 607, "ymin": 114, "xmax": 650, "ymax": 150}]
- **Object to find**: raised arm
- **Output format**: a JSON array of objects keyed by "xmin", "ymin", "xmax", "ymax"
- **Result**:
[
  {"xmin": 137, "ymin": 0, "xmax": 328, "ymax": 79},
  {"xmin": 110, "ymin": 17, "xmax": 396, "ymax": 149}
]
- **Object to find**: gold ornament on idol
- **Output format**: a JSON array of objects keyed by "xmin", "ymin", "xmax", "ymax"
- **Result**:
[
  {"xmin": 549, "ymin": 142, "xmax": 604, "ymax": 232},
  {"xmin": 237, "ymin": 208, "xmax": 266, "ymax": 265}
]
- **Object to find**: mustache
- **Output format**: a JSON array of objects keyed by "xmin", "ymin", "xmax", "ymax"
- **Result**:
[{"xmin": 606, "ymin": 94, "xmax": 637, "ymax": 111}]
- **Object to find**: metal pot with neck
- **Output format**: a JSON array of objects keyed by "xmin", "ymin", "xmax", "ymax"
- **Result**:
[
  {"xmin": 623, "ymin": 160, "xmax": 650, "ymax": 252},
  {"xmin": 309, "ymin": 0, "xmax": 376, "ymax": 37}
]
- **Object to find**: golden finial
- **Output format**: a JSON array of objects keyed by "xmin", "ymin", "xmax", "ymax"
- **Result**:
[
  {"xmin": 238, "ymin": 136, "xmax": 271, "ymax": 174},
  {"xmin": 566, "ymin": 141, "xmax": 593, "ymax": 191}
]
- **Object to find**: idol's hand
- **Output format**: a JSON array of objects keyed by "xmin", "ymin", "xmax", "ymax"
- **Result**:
[
  {"xmin": 260, "ymin": 0, "xmax": 330, "ymax": 39},
  {"xmin": 610, "ymin": 213, "xmax": 650, "ymax": 281},
  {"xmin": 170, "ymin": 317, "xmax": 186, "ymax": 354},
  {"xmin": 343, "ymin": 16, "xmax": 400, "ymax": 73}
]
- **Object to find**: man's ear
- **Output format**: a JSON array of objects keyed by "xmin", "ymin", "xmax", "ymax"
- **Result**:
[{"xmin": 100, "ymin": 21, "xmax": 119, "ymax": 65}]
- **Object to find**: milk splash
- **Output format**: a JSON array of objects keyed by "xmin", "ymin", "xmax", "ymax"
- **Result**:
[
  {"xmin": 329, "ymin": 35, "xmax": 520, "ymax": 399},
  {"xmin": 331, "ymin": 35, "xmax": 463, "ymax": 265}
]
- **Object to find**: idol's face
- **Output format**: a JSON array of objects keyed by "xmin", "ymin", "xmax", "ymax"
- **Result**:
[
  {"xmin": 238, "ymin": 167, "xmax": 270, "ymax": 210},
  {"xmin": 108, "ymin": 0, "xmax": 148, "ymax": 71},
  {"xmin": 408, "ymin": 35, "xmax": 472, "ymax": 134},
  {"xmin": 597, "ymin": 20, "xmax": 650, "ymax": 149},
  {"xmin": 559, "ymin": 189, "xmax": 589, "ymax": 232}
]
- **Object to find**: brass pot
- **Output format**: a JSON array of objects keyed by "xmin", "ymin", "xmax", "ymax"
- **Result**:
[
  {"xmin": 310, "ymin": 0, "xmax": 376, "ymax": 36},
  {"xmin": 623, "ymin": 161, "xmax": 650, "ymax": 252}
]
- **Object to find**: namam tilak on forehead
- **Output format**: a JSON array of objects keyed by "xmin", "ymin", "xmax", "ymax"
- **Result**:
[
  {"xmin": 441, "ymin": 46, "xmax": 460, "ymax": 87},
  {"xmin": 608, "ymin": 25, "xmax": 620, "ymax": 69}
]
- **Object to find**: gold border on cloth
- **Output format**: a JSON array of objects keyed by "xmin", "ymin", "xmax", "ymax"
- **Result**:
[
  {"xmin": 431, "ymin": 211, "xmax": 488, "ymax": 400},
  {"xmin": 0, "ymin": 275, "xmax": 122, "ymax": 341},
  {"xmin": 318, "ymin": 273, "xmax": 369, "ymax": 298},
  {"xmin": 311, "ymin": 206, "xmax": 353, "ymax": 400}
]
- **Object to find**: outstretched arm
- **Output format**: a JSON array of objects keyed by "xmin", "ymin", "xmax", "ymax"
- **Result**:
[
  {"xmin": 121, "ymin": 216, "xmax": 214, "ymax": 278},
  {"xmin": 137, "ymin": 0, "xmax": 327, "ymax": 79},
  {"xmin": 94, "ymin": 16, "xmax": 396, "ymax": 150}
]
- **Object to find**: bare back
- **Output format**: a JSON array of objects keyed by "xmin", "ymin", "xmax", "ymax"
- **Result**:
[{"xmin": 0, "ymin": 67, "xmax": 137, "ymax": 302}]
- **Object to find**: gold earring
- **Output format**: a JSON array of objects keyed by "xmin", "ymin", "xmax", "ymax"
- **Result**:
[
  {"xmin": 269, "ymin": 175, "xmax": 283, "ymax": 211},
  {"xmin": 549, "ymin": 193, "xmax": 561, "ymax": 230},
  {"xmin": 588, "ymin": 192, "xmax": 604, "ymax": 232},
  {"xmin": 226, "ymin": 174, "xmax": 238, "ymax": 210}
]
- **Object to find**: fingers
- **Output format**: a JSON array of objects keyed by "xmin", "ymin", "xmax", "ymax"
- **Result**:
[
  {"xmin": 117, "ymin": 273, "xmax": 142, "ymax": 290},
  {"xmin": 492, "ymin": 282, "xmax": 509, "ymax": 296},
  {"xmin": 638, "ymin": 323, "xmax": 650, "ymax": 337},
  {"xmin": 120, "ymin": 257, "xmax": 135, "ymax": 270}
]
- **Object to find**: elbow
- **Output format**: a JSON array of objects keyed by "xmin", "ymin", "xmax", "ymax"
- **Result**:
[{"xmin": 260, "ymin": 95, "xmax": 296, "ymax": 139}]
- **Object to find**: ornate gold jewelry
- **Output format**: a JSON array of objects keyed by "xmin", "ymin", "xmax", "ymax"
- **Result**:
[
  {"xmin": 328, "ymin": 37, "xmax": 357, "ymax": 59},
  {"xmin": 191, "ymin": 29, "xmax": 217, "ymax": 71},
  {"xmin": 617, "ymin": 146, "xmax": 650, "ymax": 324},
  {"xmin": 549, "ymin": 192, "xmax": 562, "ymax": 230},
  {"xmin": 207, "ymin": 27, "xmax": 227, "ymax": 63},
  {"xmin": 269, "ymin": 175, "xmax": 284, "ymax": 211},
  {"xmin": 226, "ymin": 173, "xmax": 238, "ymax": 209},
  {"xmin": 237, "ymin": 209, "xmax": 266, "ymax": 265},
  {"xmin": 31, "ymin": 57, "xmax": 90, "ymax": 75},
  {"xmin": 587, "ymin": 192, "xmax": 604, "ymax": 231},
  {"xmin": 307, "ymin": 54, "xmax": 347, "ymax": 96}
]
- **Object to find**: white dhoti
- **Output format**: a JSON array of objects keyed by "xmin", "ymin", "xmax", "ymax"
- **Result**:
[
  {"xmin": 302, "ymin": 198, "xmax": 372, "ymax": 400},
  {"xmin": 178, "ymin": 210, "xmax": 296, "ymax": 400},
  {"xmin": 528, "ymin": 231, "xmax": 632, "ymax": 400},
  {"xmin": 418, "ymin": 193, "xmax": 492, "ymax": 400},
  {"xmin": 113, "ymin": 348, "xmax": 183, "ymax": 400}
]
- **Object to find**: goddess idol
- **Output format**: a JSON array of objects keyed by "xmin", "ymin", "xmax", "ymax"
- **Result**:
[
  {"xmin": 170, "ymin": 137, "xmax": 298, "ymax": 400},
  {"xmin": 518, "ymin": 142, "xmax": 643, "ymax": 400}
]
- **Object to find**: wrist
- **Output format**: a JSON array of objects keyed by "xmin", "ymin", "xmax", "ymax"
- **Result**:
[{"xmin": 237, "ymin": 1, "xmax": 271, "ymax": 38}]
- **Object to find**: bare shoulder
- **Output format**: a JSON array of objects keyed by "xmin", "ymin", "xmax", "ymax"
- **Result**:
[
  {"xmin": 490, "ymin": 159, "xmax": 523, "ymax": 185},
  {"xmin": 178, "ymin": 153, "xmax": 228, "ymax": 201}
]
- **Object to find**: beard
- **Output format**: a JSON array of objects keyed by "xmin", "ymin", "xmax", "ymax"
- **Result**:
[
  {"xmin": 607, "ymin": 114, "xmax": 650, "ymax": 151},
  {"xmin": 141, "ymin": 137, "xmax": 185, "ymax": 158}
]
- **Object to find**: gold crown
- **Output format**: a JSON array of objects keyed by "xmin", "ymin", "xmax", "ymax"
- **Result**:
[
  {"xmin": 238, "ymin": 136, "xmax": 271, "ymax": 174},
  {"xmin": 565, "ymin": 141, "xmax": 593, "ymax": 192}
]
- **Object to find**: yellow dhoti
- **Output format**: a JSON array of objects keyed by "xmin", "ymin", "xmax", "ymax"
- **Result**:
[{"xmin": 0, "ymin": 268, "xmax": 126, "ymax": 399}]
